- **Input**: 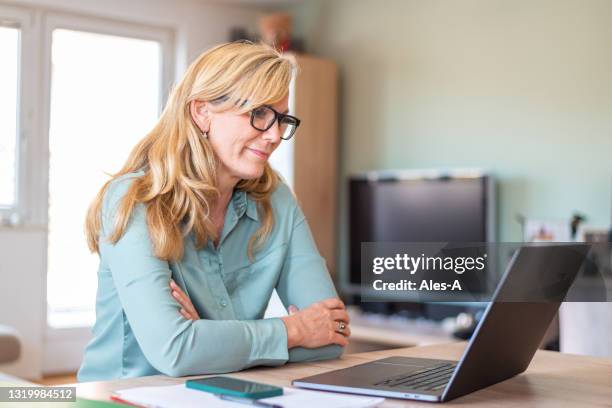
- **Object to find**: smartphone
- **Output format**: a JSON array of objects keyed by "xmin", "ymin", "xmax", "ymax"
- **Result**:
[{"xmin": 186, "ymin": 376, "xmax": 283, "ymax": 399}]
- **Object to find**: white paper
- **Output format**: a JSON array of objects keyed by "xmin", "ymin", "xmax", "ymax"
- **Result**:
[
  {"xmin": 264, "ymin": 387, "xmax": 384, "ymax": 408},
  {"xmin": 113, "ymin": 384, "xmax": 384, "ymax": 408}
]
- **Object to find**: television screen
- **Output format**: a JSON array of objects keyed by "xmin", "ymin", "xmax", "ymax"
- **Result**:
[{"xmin": 348, "ymin": 172, "xmax": 494, "ymax": 294}]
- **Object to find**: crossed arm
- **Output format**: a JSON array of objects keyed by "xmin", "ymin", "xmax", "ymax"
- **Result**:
[
  {"xmin": 171, "ymin": 279, "xmax": 351, "ymax": 349},
  {"xmin": 168, "ymin": 207, "xmax": 351, "ymax": 360}
]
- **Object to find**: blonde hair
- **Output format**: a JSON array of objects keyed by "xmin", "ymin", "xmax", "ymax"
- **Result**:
[{"xmin": 85, "ymin": 41, "xmax": 295, "ymax": 261}]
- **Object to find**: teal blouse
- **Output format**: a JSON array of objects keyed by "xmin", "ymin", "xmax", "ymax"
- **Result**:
[{"xmin": 77, "ymin": 171, "xmax": 342, "ymax": 382}]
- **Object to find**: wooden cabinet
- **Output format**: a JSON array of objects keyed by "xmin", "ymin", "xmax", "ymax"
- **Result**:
[{"xmin": 270, "ymin": 54, "xmax": 339, "ymax": 278}]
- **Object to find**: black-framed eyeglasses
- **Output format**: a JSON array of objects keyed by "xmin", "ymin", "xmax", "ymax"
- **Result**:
[{"xmin": 250, "ymin": 105, "xmax": 301, "ymax": 140}]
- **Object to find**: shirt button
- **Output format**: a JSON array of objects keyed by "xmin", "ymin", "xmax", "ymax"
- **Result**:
[{"xmin": 219, "ymin": 299, "xmax": 228, "ymax": 308}]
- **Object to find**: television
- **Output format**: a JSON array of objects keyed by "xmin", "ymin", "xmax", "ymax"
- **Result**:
[{"xmin": 344, "ymin": 169, "xmax": 495, "ymax": 317}]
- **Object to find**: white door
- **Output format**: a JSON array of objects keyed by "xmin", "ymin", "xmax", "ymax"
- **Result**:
[
  {"xmin": 42, "ymin": 13, "xmax": 173, "ymax": 374},
  {"xmin": 0, "ymin": 5, "xmax": 173, "ymax": 379}
]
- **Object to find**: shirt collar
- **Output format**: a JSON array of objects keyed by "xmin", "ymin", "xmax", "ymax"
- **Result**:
[{"xmin": 232, "ymin": 189, "xmax": 259, "ymax": 222}]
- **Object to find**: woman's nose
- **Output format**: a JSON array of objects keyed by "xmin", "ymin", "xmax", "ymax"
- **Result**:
[{"xmin": 262, "ymin": 121, "xmax": 282, "ymax": 144}]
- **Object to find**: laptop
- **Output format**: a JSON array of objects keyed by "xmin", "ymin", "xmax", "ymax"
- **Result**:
[{"xmin": 293, "ymin": 244, "xmax": 589, "ymax": 402}]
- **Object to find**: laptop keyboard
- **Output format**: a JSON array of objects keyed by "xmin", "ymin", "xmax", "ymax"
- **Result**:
[{"xmin": 374, "ymin": 363, "xmax": 457, "ymax": 391}]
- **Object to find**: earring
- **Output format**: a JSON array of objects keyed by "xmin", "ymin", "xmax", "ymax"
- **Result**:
[{"xmin": 201, "ymin": 130, "xmax": 208, "ymax": 139}]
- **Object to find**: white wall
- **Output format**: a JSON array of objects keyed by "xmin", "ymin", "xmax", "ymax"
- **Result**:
[
  {"xmin": 0, "ymin": 0, "xmax": 266, "ymax": 380},
  {"xmin": 0, "ymin": 228, "xmax": 46, "ymax": 380}
]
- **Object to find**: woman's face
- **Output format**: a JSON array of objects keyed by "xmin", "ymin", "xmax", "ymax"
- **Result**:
[{"xmin": 193, "ymin": 96, "xmax": 288, "ymax": 184}]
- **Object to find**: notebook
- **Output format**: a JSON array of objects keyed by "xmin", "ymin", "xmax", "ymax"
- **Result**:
[{"xmin": 112, "ymin": 384, "xmax": 384, "ymax": 408}]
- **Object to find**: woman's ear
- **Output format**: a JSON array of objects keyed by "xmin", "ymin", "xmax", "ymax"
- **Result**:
[{"xmin": 189, "ymin": 100, "xmax": 210, "ymax": 134}]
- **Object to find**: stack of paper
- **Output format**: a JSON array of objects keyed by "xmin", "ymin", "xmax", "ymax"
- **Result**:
[{"xmin": 112, "ymin": 384, "xmax": 384, "ymax": 408}]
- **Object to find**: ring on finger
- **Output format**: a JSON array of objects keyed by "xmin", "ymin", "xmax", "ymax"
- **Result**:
[{"xmin": 336, "ymin": 321, "xmax": 347, "ymax": 334}]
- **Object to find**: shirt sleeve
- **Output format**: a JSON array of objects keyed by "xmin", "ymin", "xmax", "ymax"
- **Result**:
[
  {"xmin": 274, "ymin": 202, "xmax": 345, "ymax": 362},
  {"xmin": 99, "ymin": 177, "xmax": 289, "ymax": 377}
]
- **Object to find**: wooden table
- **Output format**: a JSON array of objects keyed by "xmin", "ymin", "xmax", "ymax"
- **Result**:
[{"xmin": 73, "ymin": 342, "xmax": 612, "ymax": 407}]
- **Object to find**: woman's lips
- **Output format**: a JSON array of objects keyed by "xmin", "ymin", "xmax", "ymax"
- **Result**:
[{"xmin": 247, "ymin": 147, "xmax": 269, "ymax": 160}]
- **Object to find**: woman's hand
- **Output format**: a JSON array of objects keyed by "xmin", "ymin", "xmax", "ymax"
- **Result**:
[
  {"xmin": 170, "ymin": 280, "xmax": 200, "ymax": 320},
  {"xmin": 281, "ymin": 298, "xmax": 351, "ymax": 349}
]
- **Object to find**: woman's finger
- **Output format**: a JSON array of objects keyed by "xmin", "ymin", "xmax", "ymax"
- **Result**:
[
  {"xmin": 171, "ymin": 285, "xmax": 192, "ymax": 310},
  {"xmin": 170, "ymin": 281, "xmax": 186, "ymax": 299},
  {"xmin": 330, "ymin": 332, "xmax": 349, "ymax": 347},
  {"xmin": 170, "ymin": 280, "xmax": 181, "ymax": 293},
  {"xmin": 177, "ymin": 294, "xmax": 198, "ymax": 318},
  {"xmin": 330, "ymin": 309, "xmax": 350, "ymax": 324},
  {"xmin": 172, "ymin": 290, "xmax": 187, "ymax": 305},
  {"xmin": 320, "ymin": 298, "xmax": 345, "ymax": 310},
  {"xmin": 171, "ymin": 284, "xmax": 200, "ymax": 319},
  {"xmin": 338, "ymin": 324, "xmax": 351, "ymax": 338},
  {"xmin": 328, "ymin": 319, "xmax": 351, "ymax": 338},
  {"xmin": 181, "ymin": 308, "xmax": 196, "ymax": 321}
]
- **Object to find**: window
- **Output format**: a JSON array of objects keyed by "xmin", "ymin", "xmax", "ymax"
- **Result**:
[
  {"xmin": 46, "ymin": 28, "xmax": 162, "ymax": 327},
  {"xmin": 0, "ymin": 25, "xmax": 20, "ymax": 211}
]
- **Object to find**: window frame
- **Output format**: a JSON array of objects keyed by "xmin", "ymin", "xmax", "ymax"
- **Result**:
[{"xmin": 0, "ymin": 5, "xmax": 33, "ymax": 227}]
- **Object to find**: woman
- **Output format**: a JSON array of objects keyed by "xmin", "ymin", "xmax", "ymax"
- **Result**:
[{"xmin": 78, "ymin": 41, "xmax": 350, "ymax": 382}]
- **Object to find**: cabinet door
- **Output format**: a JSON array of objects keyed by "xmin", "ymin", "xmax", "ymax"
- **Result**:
[{"xmin": 293, "ymin": 55, "xmax": 338, "ymax": 278}]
